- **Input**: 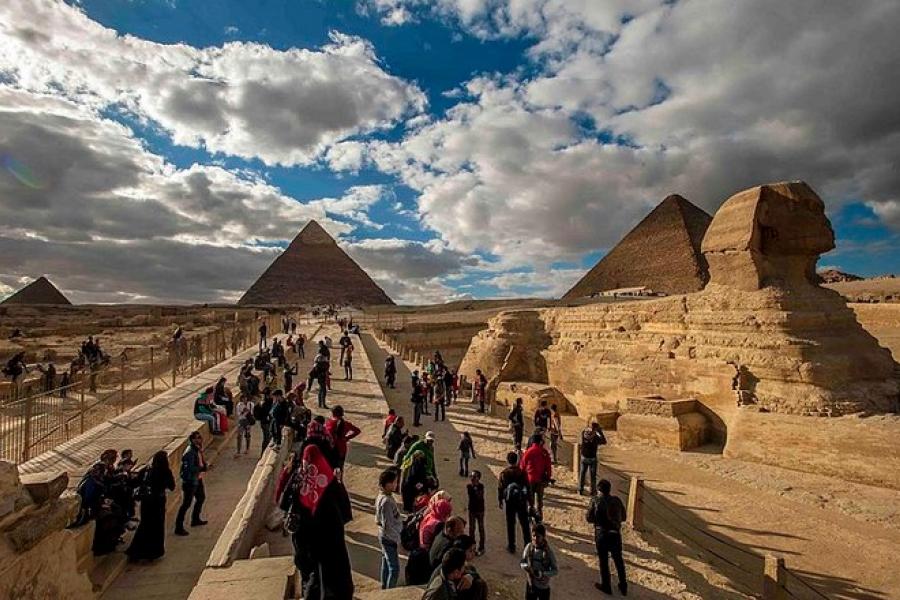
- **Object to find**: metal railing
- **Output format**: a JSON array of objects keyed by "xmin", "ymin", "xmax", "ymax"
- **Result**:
[{"xmin": 1, "ymin": 314, "xmax": 281, "ymax": 463}]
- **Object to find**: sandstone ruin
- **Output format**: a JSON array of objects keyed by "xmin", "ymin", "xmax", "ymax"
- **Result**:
[
  {"xmin": 563, "ymin": 194, "xmax": 712, "ymax": 299},
  {"xmin": 461, "ymin": 182, "xmax": 900, "ymax": 486},
  {"xmin": 238, "ymin": 220, "xmax": 394, "ymax": 306},
  {"xmin": 1, "ymin": 276, "xmax": 71, "ymax": 306}
]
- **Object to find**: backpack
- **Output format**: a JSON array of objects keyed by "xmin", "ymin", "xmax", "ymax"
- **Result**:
[
  {"xmin": 400, "ymin": 508, "xmax": 426, "ymax": 551},
  {"xmin": 504, "ymin": 481, "xmax": 529, "ymax": 506},
  {"xmin": 405, "ymin": 547, "xmax": 432, "ymax": 585}
]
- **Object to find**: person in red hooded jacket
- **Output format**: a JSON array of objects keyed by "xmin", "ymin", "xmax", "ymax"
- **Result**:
[
  {"xmin": 325, "ymin": 405, "xmax": 361, "ymax": 469},
  {"xmin": 519, "ymin": 434, "xmax": 552, "ymax": 517}
]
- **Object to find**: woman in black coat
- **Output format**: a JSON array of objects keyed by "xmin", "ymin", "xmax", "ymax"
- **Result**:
[{"xmin": 126, "ymin": 450, "xmax": 176, "ymax": 561}]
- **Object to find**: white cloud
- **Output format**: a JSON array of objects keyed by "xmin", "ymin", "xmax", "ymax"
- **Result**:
[{"xmin": 0, "ymin": 0, "xmax": 426, "ymax": 166}]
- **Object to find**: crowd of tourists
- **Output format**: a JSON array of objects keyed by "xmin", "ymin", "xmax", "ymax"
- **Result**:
[{"xmin": 69, "ymin": 313, "xmax": 627, "ymax": 599}]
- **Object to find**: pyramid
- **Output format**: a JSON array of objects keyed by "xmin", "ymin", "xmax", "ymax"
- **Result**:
[
  {"xmin": 1, "ymin": 276, "xmax": 72, "ymax": 305},
  {"xmin": 563, "ymin": 195, "xmax": 713, "ymax": 299},
  {"xmin": 238, "ymin": 221, "xmax": 395, "ymax": 306}
]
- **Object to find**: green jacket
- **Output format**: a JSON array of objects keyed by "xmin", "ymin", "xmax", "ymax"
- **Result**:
[{"xmin": 401, "ymin": 439, "xmax": 436, "ymax": 477}]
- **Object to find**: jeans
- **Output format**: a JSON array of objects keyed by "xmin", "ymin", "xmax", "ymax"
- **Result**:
[
  {"xmin": 459, "ymin": 455, "xmax": 470, "ymax": 475},
  {"xmin": 175, "ymin": 480, "xmax": 205, "ymax": 530},
  {"xmin": 469, "ymin": 511, "xmax": 485, "ymax": 551},
  {"xmin": 531, "ymin": 482, "xmax": 546, "ymax": 515},
  {"xmin": 595, "ymin": 529, "xmax": 626, "ymax": 591},
  {"xmin": 195, "ymin": 412, "xmax": 218, "ymax": 433},
  {"xmin": 317, "ymin": 384, "xmax": 327, "ymax": 408},
  {"xmin": 513, "ymin": 426, "xmax": 524, "ymax": 451},
  {"xmin": 413, "ymin": 402, "xmax": 423, "ymax": 426},
  {"xmin": 579, "ymin": 457, "xmax": 598, "ymax": 495},
  {"xmin": 505, "ymin": 503, "xmax": 530, "ymax": 551},
  {"xmin": 380, "ymin": 538, "xmax": 400, "ymax": 589},
  {"xmin": 549, "ymin": 433, "xmax": 559, "ymax": 463},
  {"xmin": 434, "ymin": 402, "xmax": 445, "ymax": 421},
  {"xmin": 271, "ymin": 421, "xmax": 283, "ymax": 447}
]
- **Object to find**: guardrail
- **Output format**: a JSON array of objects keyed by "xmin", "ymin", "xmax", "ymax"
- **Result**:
[{"xmin": 0, "ymin": 314, "xmax": 282, "ymax": 463}]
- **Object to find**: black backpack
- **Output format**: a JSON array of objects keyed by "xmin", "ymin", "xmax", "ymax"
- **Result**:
[
  {"xmin": 504, "ymin": 481, "xmax": 528, "ymax": 507},
  {"xmin": 400, "ymin": 507, "xmax": 426, "ymax": 551}
]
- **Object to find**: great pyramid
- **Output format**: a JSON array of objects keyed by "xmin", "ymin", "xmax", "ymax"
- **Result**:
[
  {"xmin": 563, "ymin": 194, "xmax": 713, "ymax": 299},
  {"xmin": 238, "ymin": 220, "xmax": 394, "ymax": 306},
  {"xmin": 1, "ymin": 276, "xmax": 72, "ymax": 305}
]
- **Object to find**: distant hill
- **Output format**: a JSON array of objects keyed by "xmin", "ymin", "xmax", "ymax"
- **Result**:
[{"xmin": 817, "ymin": 269, "xmax": 863, "ymax": 284}]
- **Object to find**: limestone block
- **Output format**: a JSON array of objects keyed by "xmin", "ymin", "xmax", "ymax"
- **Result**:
[
  {"xmin": 625, "ymin": 396, "xmax": 698, "ymax": 417},
  {"xmin": 19, "ymin": 471, "xmax": 68, "ymax": 505},
  {"xmin": 6, "ymin": 495, "xmax": 81, "ymax": 553},
  {"xmin": 0, "ymin": 527, "xmax": 94, "ymax": 600},
  {"xmin": 616, "ymin": 411, "xmax": 708, "ymax": 451},
  {"xmin": 249, "ymin": 543, "xmax": 270, "ymax": 559},
  {"xmin": 0, "ymin": 460, "xmax": 22, "ymax": 518},
  {"xmin": 495, "ymin": 382, "xmax": 572, "ymax": 413}
]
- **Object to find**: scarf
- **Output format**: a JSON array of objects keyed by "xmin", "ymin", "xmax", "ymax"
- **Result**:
[
  {"xmin": 298, "ymin": 444, "xmax": 334, "ymax": 515},
  {"xmin": 402, "ymin": 439, "xmax": 435, "ymax": 475},
  {"xmin": 306, "ymin": 420, "xmax": 330, "ymax": 442}
]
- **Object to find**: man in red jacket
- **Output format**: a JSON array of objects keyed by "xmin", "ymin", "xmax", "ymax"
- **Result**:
[
  {"xmin": 325, "ymin": 405, "xmax": 361, "ymax": 469},
  {"xmin": 519, "ymin": 434, "xmax": 552, "ymax": 518}
]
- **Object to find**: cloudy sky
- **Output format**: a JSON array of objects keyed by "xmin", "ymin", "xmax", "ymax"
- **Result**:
[{"xmin": 1, "ymin": 0, "xmax": 898, "ymax": 304}]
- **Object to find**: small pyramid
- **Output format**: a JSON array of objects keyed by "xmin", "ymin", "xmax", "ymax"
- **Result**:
[
  {"xmin": 563, "ymin": 195, "xmax": 713, "ymax": 299},
  {"xmin": 1, "ymin": 276, "xmax": 72, "ymax": 305},
  {"xmin": 238, "ymin": 221, "xmax": 395, "ymax": 306}
]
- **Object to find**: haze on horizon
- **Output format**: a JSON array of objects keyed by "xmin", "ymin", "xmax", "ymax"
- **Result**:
[{"xmin": 1, "ymin": 0, "xmax": 898, "ymax": 305}]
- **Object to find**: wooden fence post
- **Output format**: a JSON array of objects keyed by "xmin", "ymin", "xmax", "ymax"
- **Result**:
[
  {"xmin": 626, "ymin": 477, "xmax": 644, "ymax": 531},
  {"xmin": 150, "ymin": 346, "xmax": 155, "ymax": 396},
  {"xmin": 763, "ymin": 554, "xmax": 786, "ymax": 600},
  {"xmin": 119, "ymin": 354, "xmax": 126, "ymax": 414}
]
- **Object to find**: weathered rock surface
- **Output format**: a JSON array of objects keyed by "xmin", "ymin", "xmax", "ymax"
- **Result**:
[
  {"xmin": 563, "ymin": 194, "xmax": 712, "ymax": 299},
  {"xmin": 238, "ymin": 220, "xmax": 394, "ymax": 306},
  {"xmin": 494, "ymin": 382, "xmax": 573, "ymax": 414}
]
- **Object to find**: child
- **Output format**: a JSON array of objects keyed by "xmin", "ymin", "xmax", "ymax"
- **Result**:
[
  {"xmin": 235, "ymin": 394, "xmax": 253, "ymax": 456},
  {"xmin": 375, "ymin": 469, "xmax": 402, "ymax": 589},
  {"xmin": 467, "ymin": 470, "xmax": 486, "ymax": 555},
  {"xmin": 458, "ymin": 431, "xmax": 476, "ymax": 476},
  {"xmin": 521, "ymin": 523, "xmax": 558, "ymax": 600},
  {"xmin": 383, "ymin": 408, "xmax": 398, "ymax": 438}
]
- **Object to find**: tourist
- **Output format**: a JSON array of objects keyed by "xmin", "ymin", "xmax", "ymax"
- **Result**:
[
  {"xmin": 296, "ymin": 333, "xmax": 306, "ymax": 358},
  {"xmin": 376, "ymin": 468, "xmax": 403, "ymax": 589},
  {"xmin": 520, "ymin": 435, "xmax": 552, "ymax": 517},
  {"xmin": 420, "ymin": 492, "xmax": 453, "ymax": 550},
  {"xmin": 401, "ymin": 450, "xmax": 429, "ymax": 512},
  {"xmin": 466, "ymin": 470, "xmax": 486, "ymax": 555},
  {"xmin": 37, "ymin": 362, "xmax": 56, "ymax": 392},
  {"xmin": 383, "ymin": 408, "xmax": 398, "ymax": 437},
  {"xmin": 520, "ymin": 523, "xmax": 558, "ymax": 600},
  {"xmin": 451, "ymin": 369, "xmax": 460, "ymax": 402},
  {"xmin": 384, "ymin": 355, "xmax": 397, "ymax": 388},
  {"xmin": 548, "ymin": 405, "xmax": 562, "ymax": 464},
  {"xmin": 235, "ymin": 394, "xmax": 254, "ymax": 456},
  {"xmin": 343, "ymin": 340, "xmax": 354, "ymax": 380},
  {"xmin": 423, "ymin": 548, "xmax": 467, "ymax": 600},
  {"xmin": 59, "ymin": 369, "xmax": 71, "ymax": 398},
  {"xmin": 587, "ymin": 479, "xmax": 628, "ymax": 596},
  {"xmin": 533, "ymin": 400, "xmax": 551, "ymax": 433},
  {"xmin": 283, "ymin": 362, "xmax": 298, "ymax": 393},
  {"xmin": 287, "ymin": 443, "xmax": 355, "ymax": 599},
  {"xmin": 395, "ymin": 434, "xmax": 417, "ymax": 468},
  {"xmin": 433, "ymin": 373, "xmax": 447, "ymax": 422},
  {"xmin": 254, "ymin": 389, "xmax": 274, "ymax": 453},
  {"xmin": 474, "ymin": 369, "xmax": 487, "ymax": 413},
  {"xmin": 290, "ymin": 318, "xmax": 297, "ymax": 334},
  {"xmin": 499, "ymin": 451, "xmax": 531, "ymax": 553},
  {"xmin": 450, "ymin": 535, "xmax": 489, "ymax": 600},
  {"xmin": 385, "ymin": 416, "xmax": 406, "ymax": 459},
  {"xmin": 2, "ymin": 352, "xmax": 27, "ymax": 389},
  {"xmin": 258, "ymin": 319, "xmax": 268, "ymax": 351},
  {"xmin": 458, "ymin": 431, "xmax": 476, "ymax": 477},
  {"xmin": 578, "ymin": 422, "xmax": 607, "ymax": 496},
  {"xmin": 325, "ymin": 405, "xmax": 362, "ymax": 469},
  {"xmin": 126, "ymin": 450, "xmax": 176, "ymax": 561},
  {"xmin": 339, "ymin": 330, "xmax": 352, "ymax": 365},
  {"xmin": 411, "ymin": 380, "xmax": 425, "ymax": 427},
  {"xmin": 270, "ymin": 389, "xmax": 291, "ymax": 449},
  {"xmin": 193, "ymin": 387, "xmax": 221, "ymax": 434},
  {"xmin": 509, "ymin": 397, "xmax": 525, "ymax": 452},
  {"xmin": 213, "ymin": 376, "xmax": 233, "ymax": 416},
  {"xmin": 429, "ymin": 515, "xmax": 466, "ymax": 568},
  {"xmin": 174, "ymin": 431, "xmax": 208, "ymax": 536}
]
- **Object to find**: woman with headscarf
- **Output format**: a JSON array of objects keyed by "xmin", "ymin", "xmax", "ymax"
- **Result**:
[
  {"xmin": 419, "ymin": 492, "xmax": 453, "ymax": 550},
  {"xmin": 287, "ymin": 443, "xmax": 355, "ymax": 599},
  {"xmin": 126, "ymin": 450, "xmax": 176, "ymax": 561}
]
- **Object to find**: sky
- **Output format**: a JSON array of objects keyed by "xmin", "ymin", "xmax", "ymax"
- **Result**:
[{"xmin": 0, "ymin": 0, "xmax": 898, "ymax": 304}]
